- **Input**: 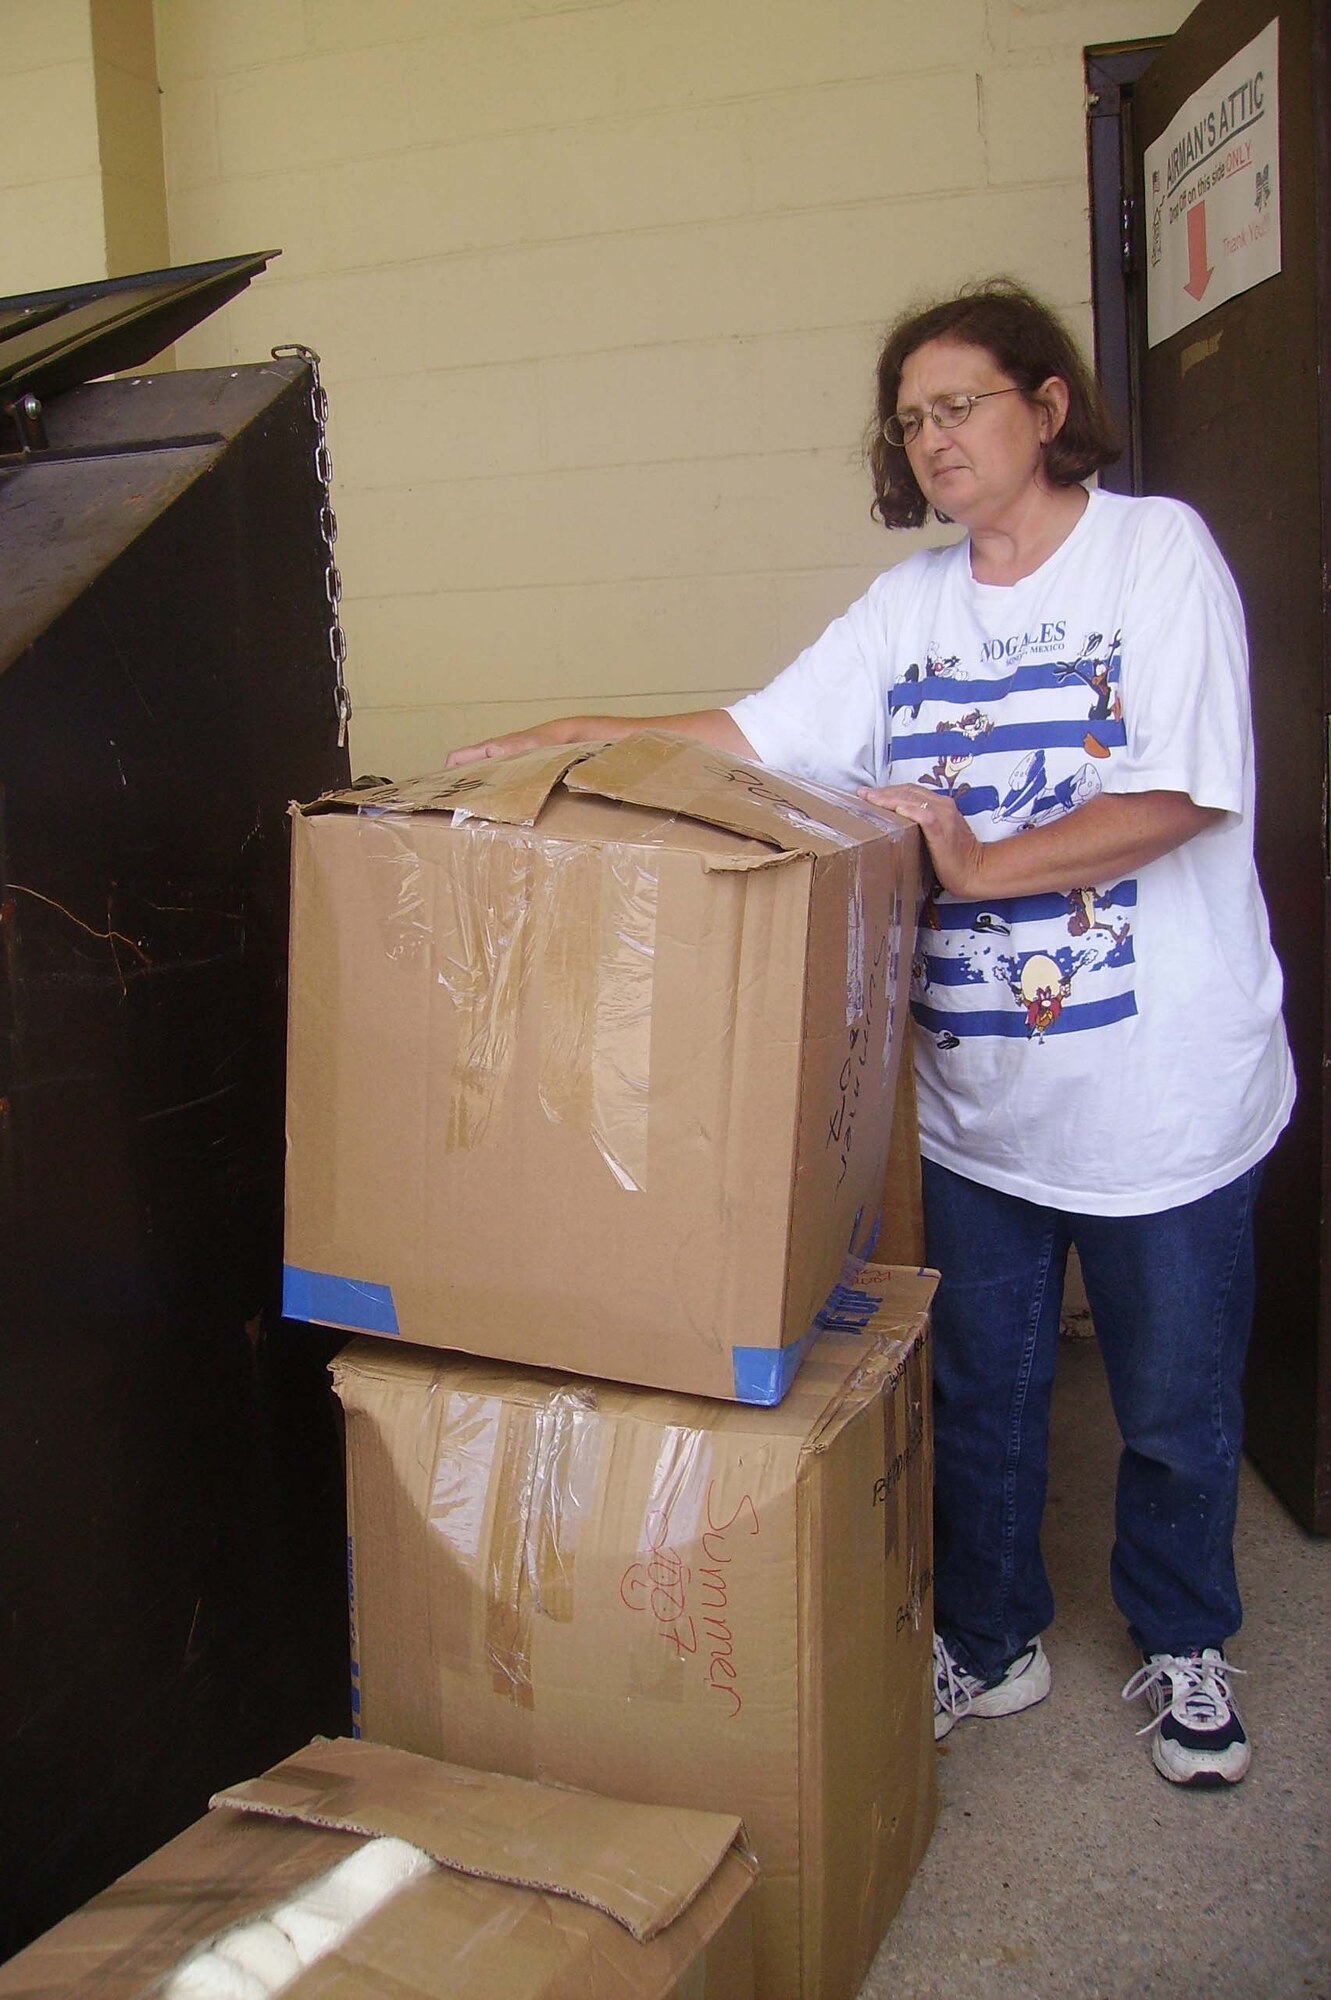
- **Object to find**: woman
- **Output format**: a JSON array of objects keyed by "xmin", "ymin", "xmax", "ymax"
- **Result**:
[{"xmin": 446, "ymin": 278, "xmax": 1294, "ymax": 1787}]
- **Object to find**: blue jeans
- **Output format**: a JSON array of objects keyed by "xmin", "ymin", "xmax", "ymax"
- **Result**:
[{"xmin": 922, "ymin": 1156, "xmax": 1263, "ymax": 1679}]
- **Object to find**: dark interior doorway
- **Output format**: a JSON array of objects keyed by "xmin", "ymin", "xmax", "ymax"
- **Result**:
[
  {"xmin": 1085, "ymin": 6, "xmax": 1331, "ymax": 1536},
  {"xmin": 1086, "ymin": 41, "xmax": 1167, "ymax": 492}
]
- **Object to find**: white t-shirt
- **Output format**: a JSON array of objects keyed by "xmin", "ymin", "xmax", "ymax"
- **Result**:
[{"xmin": 729, "ymin": 487, "xmax": 1294, "ymax": 1216}]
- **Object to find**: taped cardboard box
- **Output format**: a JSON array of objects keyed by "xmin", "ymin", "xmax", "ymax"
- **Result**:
[
  {"xmin": 330, "ymin": 1263, "xmax": 937, "ymax": 2000},
  {"xmin": 284, "ymin": 733, "xmax": 921, "ymax": 1403},
  {"xmin": 0, "ymin": 1737, "xmax": 756, "ymax": 2000}
]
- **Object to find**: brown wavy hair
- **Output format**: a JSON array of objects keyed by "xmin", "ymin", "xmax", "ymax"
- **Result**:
[{"xmin": 866, "ymin": 277, "xmax": 1122, "ymax": 530}]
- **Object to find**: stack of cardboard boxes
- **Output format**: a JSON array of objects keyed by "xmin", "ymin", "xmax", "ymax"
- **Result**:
[
  {"xmin": 2, "ymin": 735, "xmax": 936, "ymax": 2000},
  {"xmin": 286, "ymin": 734, "xmax": 937, "ymax": 1999}
]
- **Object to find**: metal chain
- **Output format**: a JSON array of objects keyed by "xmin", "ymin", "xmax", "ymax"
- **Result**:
[{"xmin": 272, "ymin": 343, "xmax": 352, "ymax": 747}]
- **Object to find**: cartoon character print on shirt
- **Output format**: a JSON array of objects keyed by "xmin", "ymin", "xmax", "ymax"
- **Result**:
[
  {"xmin": 993, "ymin": 944, "xmax": 1094, "ymax": 1043},
  {"xmin": 915, "ymin": 708, "xmax": 996, "ymax": 800},
  {"xmin": 939, "ymin": 708, "xmax": 994, "ymax": 740},
  {"xmin": 928, "ymin": 911, "xmax": 1132, "ymax": 1049},
  {"xmin": 1014, "ymin": 953, "xmax": 1069, "ymax": 1041},
  {"xmin": 1067, "ymin": 886, "xmax": 1131, "ymax": 952},
  {"xmin": 896, "ymin": 621, "xmax": 1139, "ymax": 1050},
  {"xmin": 899, "ymin": 646, "xmax": 963, "ymax": 720},
  {"xmin": 1055, "ymin": 628, "xmax": 1123, "ymax": 760},
  {"xmin": 894, "ymin": 631, "xmax": 1123, "ymax": 816},
  {"xmin": 914, "ymin": 744, "xmax": 1104, "ymax": 830},
  {"xmin": 919, "ymin": 750, "xmax": 974, "ymax": 797},
  {"xmin": 991, "ymin": 746, "xmax": 1103, "ymax": 827}
]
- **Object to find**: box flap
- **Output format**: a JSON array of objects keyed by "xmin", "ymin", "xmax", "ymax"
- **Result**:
[
  {"xmin": 293, "ymin": 733, "xmax": 887, "ymax": 859},
  {"xmin": 211, "ymin": 1739, "xmax": 746, "ymax": 1943},
  {"xmin": 798, "ymin": 1266, "xmax": 939, "ymax": 1456},
  {"xmin": 563, "ymin": 733, "xmax": 871, "ymax": 857},
  {"xmin": 297, "ymin": 742, "xmax": 604, "ymax": 828}
]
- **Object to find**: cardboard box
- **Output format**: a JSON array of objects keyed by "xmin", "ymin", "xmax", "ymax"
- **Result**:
[
  {"xmin": 284, "ymin": 733, "xmax": 921, "ymax": 1402},
  {"xmin": 330, "ymin": 1264, "xmax": 937, "ymax": 2000},
  {"xmin": 0, "ymin": 1737, "xmax": 756, "ymax": 2000},
  {"xmin": 876, "ymin": 1014, "xmax": 926, "ymax": 1265}
]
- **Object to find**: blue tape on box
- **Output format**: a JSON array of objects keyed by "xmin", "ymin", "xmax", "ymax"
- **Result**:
[
  {"xmin": 816, "ymin": 1282, "xmax": 882, "ymax": 1332},
  {"xmin": 730, "ymin": 1320, "xmax": 823, "ymax": 1405},
  {"xmin": 283, "ymin": 1264, "xmax": 400, "ymax": 1336},
  {"xmin": 731, "ymin": 1262, "xmax": 887, "ymax": 1403}
]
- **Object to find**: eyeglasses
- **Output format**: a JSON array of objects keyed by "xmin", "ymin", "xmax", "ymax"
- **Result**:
[{"xmin": 882, "ymin": 386, "xmax": 1024, "ymax": 448}]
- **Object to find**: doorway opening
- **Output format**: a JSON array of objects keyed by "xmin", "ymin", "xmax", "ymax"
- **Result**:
[{"xmin": 1085, "ymin": 41, "xmax": 1163, "ymax": 493}]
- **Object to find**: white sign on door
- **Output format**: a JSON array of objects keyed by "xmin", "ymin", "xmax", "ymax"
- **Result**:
[{"xmin": 1144, "ymin": 17, "xmax": 1281, "ymax": 349}]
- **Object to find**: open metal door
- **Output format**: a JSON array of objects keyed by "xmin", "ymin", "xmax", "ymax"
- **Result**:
[{"xmin": 1113, "ymin": 0, "xmax": 1330, "ymax": 1531}]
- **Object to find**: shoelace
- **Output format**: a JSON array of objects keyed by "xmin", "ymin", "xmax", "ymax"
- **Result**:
[
  {"xmin": 1121, "ymin": 1652, "xmax": 1246, "ymax": 1737},
  {"xmin": 933, "ymin": 1632, "xmax": 979, "ymax": 1720}
]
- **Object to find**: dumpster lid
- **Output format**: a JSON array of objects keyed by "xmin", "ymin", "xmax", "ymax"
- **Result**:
[{"xmin": 0, "ymin": 249, "xmax": 279, "ymax": 417}]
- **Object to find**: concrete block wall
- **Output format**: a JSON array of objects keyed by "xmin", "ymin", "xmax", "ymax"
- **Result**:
[
  {"xmin": 0, "ymin": 1, "xmax": 105, "ymax": 288},
  {"xmin": 90, "ymin": 0, "xmax": 171, "ymax": 282},
  {"xmin": 0, "ymin": 0, "xmax": 168, "ymax": 290},
  {"xmin": 10, "ymin": 0, "xmax": 1196, "ymax": 778}
]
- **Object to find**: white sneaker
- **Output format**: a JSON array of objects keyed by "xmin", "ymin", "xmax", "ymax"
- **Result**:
[
  {"xmin": 1122, "ymin": 1648, "xmax": 1250, "ymax": 1787},
  {"xmin": 933, "ymin": 1632, "xmax": 1051, "ymax": 1741}
]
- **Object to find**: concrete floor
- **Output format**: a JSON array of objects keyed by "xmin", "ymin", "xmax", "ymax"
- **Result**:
[{"xmin": 863, "ymin": 1335, "xmax": 1331, "ymax": 2000}]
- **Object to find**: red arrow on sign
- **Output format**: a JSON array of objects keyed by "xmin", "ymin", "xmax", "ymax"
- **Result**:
[{"xmin": 1184, "ymin": 200, "xmax": 1213, "ymax": 301}]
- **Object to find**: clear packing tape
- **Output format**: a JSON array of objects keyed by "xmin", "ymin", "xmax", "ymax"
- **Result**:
[
  {"xmin": 424, "ymin": 1382, "xmax": 603, "ymax": 1709},
  {"xmin": 370, "ymin": 818, "xmax": 659, "ymax": 1194},
  {"xmin": 883, "ymin": 878, "xmax": 907, "ymax": 1082},
  {"xmin": 803, "ymin": 1320, "xmax": 931, "ymax": 1621},
  {"xmin": 163, "ymin": 1836, "xmax": 435, "ymax": 1999},
  {"xmin": 417, "ymin": 1319, "xmax": 929, "ymax": 1714},
  {"xmin": 421, "ymin": 1374, "xmax": 725, "ymax": 1714},
  {"xmin": 314, "ymin": 731, "xmax": 917, "ymax": 1200}
]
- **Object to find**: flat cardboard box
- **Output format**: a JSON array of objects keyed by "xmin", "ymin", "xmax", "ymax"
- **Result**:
[
  {"xmin": 284, "ymin": 733, "xmax": 921, "ymax": 1402},
  {"xmin": 0, "ymin": 1737, "xmax": 756, "ymax": 2000},
  {"xmin": 331, "ymin": 1263, "xmax": 938, "ymax": 2000}
]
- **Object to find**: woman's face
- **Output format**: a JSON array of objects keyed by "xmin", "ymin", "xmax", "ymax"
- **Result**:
[{"xmin": 895, "ymin": 337, "xmax": 1067, "ymax": 531}]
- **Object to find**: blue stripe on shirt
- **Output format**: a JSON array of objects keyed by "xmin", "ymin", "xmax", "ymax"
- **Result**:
[
  {"xmin": 889, "ymin": 659, "xmax": 1121, "ymax": 709},
  {"xmin": 919, "ymin": 937, "xmax": 1137, "ymax": 986},
  {"xmin": 890, "ymin": 719, "xmax": 1126, "ymax": 760},
  {"xmin": 922, "ymin": 882, "xmax": 1138, "ymax": 930},
  {"xmin": 912, "ymin": 991, "xmax": 1139, "ymax": 1038}
]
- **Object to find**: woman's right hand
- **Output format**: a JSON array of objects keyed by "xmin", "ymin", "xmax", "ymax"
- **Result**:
[{"xmin": 443, "ymin": 719, "xmax": 584, "ymax": 769}]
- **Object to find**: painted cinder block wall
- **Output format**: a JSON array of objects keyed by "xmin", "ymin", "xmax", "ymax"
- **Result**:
[
  {"xmin": 0, "ymin": 0, "xmax": 168, "ymax": 290},
  {"xmin": 5, "ymin": 0, "xmax": 1193, "ymax": 778},
  {"xmin": 91, "ymin": 0, "xmax": 171, "ymax": 282},
  {"xmin": 2, "ymin": 1, "xmax": 107, "ymax": 287}
]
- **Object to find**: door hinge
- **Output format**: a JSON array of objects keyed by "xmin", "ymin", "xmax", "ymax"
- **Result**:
[{"xmin": 1120, "ymin": 195, "xmax": 1136, "ymax": 277}]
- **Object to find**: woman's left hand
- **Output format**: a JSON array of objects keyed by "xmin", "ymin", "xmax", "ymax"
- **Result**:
[
  {"xmin": 859, "ymin": 782, "xmax": 1225, "ymax": 903},
  {"xmin": 858, "ymin": 784, "xmax": 985, "ymax": 896}
]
